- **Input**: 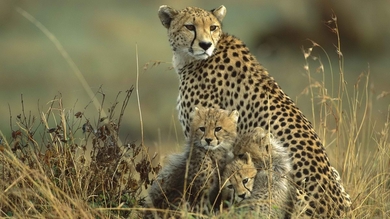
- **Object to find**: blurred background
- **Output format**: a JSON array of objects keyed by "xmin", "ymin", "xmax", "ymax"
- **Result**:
[{"xmin": 1, "ymin": 0, "xmax": 389, "ymax": 158}]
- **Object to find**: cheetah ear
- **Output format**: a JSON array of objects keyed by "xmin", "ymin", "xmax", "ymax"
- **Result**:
[
  {"xmin": 190, "ymin": 107, "xmax": 200, "ymax": 118},
  {"xmin": 252, "ymin": 127, "xmax": 266, "ymax": 141},
  {"xmin": 229, "ymin": 110, "xmax": 239, "ymax": 123},
  {"xmin": 194, "ymin": 106, "xmax": 200, "ymax": 113},
  {"xmin": 193, "ymin": 106, "xmax": 206, "ymax": 118},
  {"xmin": 158, "ymin": 5, "xmax": 178, "ymax": 29},
  {"xmin": 241, "ymin": 152, "xmax": 252, "ymax": 164},
  {"xmin": 211, "ymin": 5, "xmax": 226, "ymax": 23}
]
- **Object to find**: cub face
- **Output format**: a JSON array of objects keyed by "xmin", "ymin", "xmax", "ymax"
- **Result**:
[
  {"xmin": 190, "ymin": 107, "xmax": 238, "ymax": 150},
  {"xmin": 158, "ymin": 5, "xmax": 226, "ymax": 61},
  {"xmin": 223, "ymin": 152, "xmax": 257, "ymax": 203}
]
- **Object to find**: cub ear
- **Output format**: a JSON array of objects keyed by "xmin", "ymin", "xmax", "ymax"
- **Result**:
[
  {"xmin": 229, "ymin": 110, "xmax": 239, "ymax": 123},
  {"xmin": 194, "ymin": 106, "xmax": 201, "ymax": 114},
  {"xmin": 158, "ymin": 5, "xmax": 178, "ymax": 28},
  {"xmin": 190, "ymin": 107, "xmax": 200, "ymax": 118},
  {"xmin": 241, "ymin": 152, "xmax": 252, "ymax": 164},
  {"xmin": 211, "ymin": 5, "xmax": 226, "ymax": 23},
  {"xmin": 252, "ymin": 127, "xmax": 266, "ymax": 141}
]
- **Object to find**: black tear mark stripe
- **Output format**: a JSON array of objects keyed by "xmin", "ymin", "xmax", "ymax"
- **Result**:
[
  {"xmin": 190, "ymin": 16, "xmax": 196, "ymax": 49},
  {"xmin": 244, "ymin": 183, "xmax": 251, "ymax": 193},
  {"xmin": 239, "ymin": 172, "xmax": 251, "ymax": 194}
]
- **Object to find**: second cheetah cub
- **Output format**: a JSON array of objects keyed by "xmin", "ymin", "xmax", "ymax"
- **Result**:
[
  {"xmin": 147, "ymin": 107, "xmax": 239, "ymax": 217},
  {"xmin": 233, "ymin": 127, "xmax": 294, "ymax": 218},
  {"xmin": 220, "ymin": 152, "xmax": 257, "ymax": 209}
]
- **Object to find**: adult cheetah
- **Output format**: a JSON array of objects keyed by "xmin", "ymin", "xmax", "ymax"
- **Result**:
[
  {"xmin": 147, "ymin": 107, "xmax": 238, "ymax": 217},
  {"xmin": 158, "ymin": 5, "xmax": 351, "ymax": 218}
]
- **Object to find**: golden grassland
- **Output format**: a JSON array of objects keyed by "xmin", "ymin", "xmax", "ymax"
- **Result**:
[{"xmin": 1, "ymin": 11, "xmax": 389, "ymax": 219}]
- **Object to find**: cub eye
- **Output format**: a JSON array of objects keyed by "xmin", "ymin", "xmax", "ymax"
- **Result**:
[
  {"xmin": 215, "ymin": 127, "xmax": 222, "ymax": 132},
  {"xmin": 242, "ymin": 178, "xmax": 249, "ymax": 184},
  {"xmin": 199, "ymin": 127, "xmax": 206, "ymax": 132},
  {"xmin": 184, "ymin": 25, "xmax": 195, "ymax": 31},
  {"xmin": 227, "ymin": 184, "xmax": 233, "ymax": 189},
  {"xmin": 210, "ymin": 25, "xmax": 218, "ymax": 31}
]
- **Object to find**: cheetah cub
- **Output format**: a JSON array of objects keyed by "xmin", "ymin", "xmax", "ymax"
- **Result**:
[
  {"xmin": 233, "ymin": 127, "xmax": 294, "ymax": 218},
  {"xmin": 220, "ymin": 152, "xmax": 257, "ymax": 209},
  {"xmin": 147, "ymin": 107, "xmax": 239, "ymax": 217}
]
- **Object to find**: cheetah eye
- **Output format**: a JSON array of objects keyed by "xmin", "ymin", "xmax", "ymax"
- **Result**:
[
  {"xmin": 227, "ymin": 184, "xmax": 233, "ymax": 189},
  {"xmin": 242, "ymin": 178, "xmax": 249, "ymax": 184},
  {"xmin": 210, "ymin": 25, "xmax": 218, "ymax": 31},
  {"xmin": 184, "ymin": 25, "xmax": 195, "ymax": 31},
  {"xmin": 199, "ymin": 127, "xmax": 206, "ymax": 132},
  {"xmin": 215, "ymin": 127, "xmax": 222, "ymax": 132}
]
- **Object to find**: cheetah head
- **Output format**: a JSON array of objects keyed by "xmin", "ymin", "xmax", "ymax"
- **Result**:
[
  {"xmin": 233, "ymin": 127, "xmax": 270, "ymax": 166},
  {"xmin": 158, "ymin": 5, "xmax": 226, "ymax": 70},
  {"xmin": 190, "ymin": 107, "xmax": 238, "ymax": 150},
  {"xmin": 223, "ymin": 152, "xmax": 257, "ymax": 203},
  {"xmin": 234, "ymin": 127, "xmax": 292, "ymax": 176}
]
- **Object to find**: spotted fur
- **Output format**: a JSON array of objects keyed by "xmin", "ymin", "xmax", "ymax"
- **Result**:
[{"xmin": 158, "ymin": 5, "xmax": 351, "ymax": 218}]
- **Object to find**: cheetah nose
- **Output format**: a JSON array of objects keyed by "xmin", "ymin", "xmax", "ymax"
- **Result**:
[
  {"xmin": 238, "ymin": 193, "xmax": 246, "ymax": 199},
  {"xmin": 205, "ymin": 138, "xmax": 212, "ymax": 145},
  {"xmin": 199, "ymin": 42, "xmax": 212, "ymax": 50}
]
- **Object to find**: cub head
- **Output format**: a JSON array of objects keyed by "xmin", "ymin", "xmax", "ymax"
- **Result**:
[
  {"xmin": 233, "ymin": 127, "xmax": 270, "ymax": 166},
  {"xmin": 233, "ymin": 127, "xmax": 291, "ymax": 175},
  {"xmin": 158, "ymin": 5, "xmax": 226, "ymax": 61},
  {"xmin": 222, "ymin": 152, "xmax": 257, "ymax": 203},
  {"xmin": 190, "ymin": 107, "xmax": 238, "ymax": 150}
]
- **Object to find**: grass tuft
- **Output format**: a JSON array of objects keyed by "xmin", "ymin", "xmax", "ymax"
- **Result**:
[
  {"xmin": 0, "ymin": 90, "xmax": 160, "ymax": 218},
  {"xmin": 299, "ymin": 13, "xmax": 390, "ymax": 218}
]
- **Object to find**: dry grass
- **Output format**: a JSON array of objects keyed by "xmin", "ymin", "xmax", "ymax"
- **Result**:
[
  {"xmin": 297, "ymin": 14, "xmax": 390, "ymax": 218},
  {"xmin": 0, "ymin": 10, "xmax": 389, "ymax": 219},
  {"xmin": 0, "ymin": 89, "xmax": 160, "ymax": 218}
]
